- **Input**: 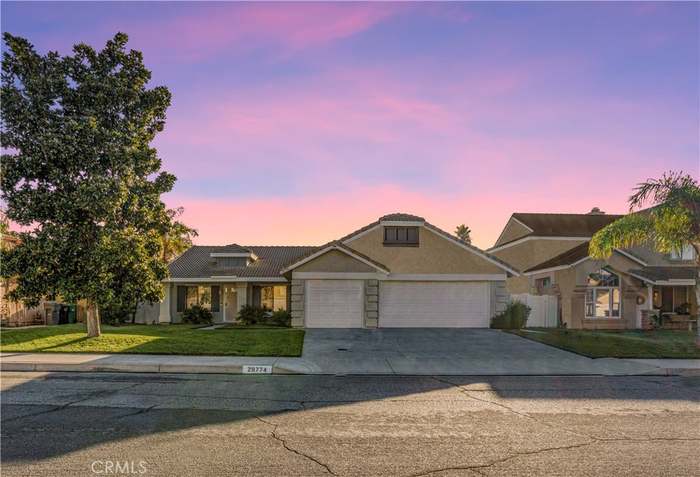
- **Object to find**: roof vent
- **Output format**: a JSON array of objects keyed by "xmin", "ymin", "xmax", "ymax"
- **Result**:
[{"xmin": 587, "ymin": 207, "xmax": 605, "ymax": 215}]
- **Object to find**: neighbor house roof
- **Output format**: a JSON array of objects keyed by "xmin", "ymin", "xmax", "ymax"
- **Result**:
[
  {"xmin": 628, "ymin": 267, "xmax": 697, "ymax": 284},
  {"xmin": 510, "ymin": 212, "xmax": 623, "ymax": 239},
  {"xmin": 168, "ymin": 245, "xmax": 316, "ymax": 280},
  {"xmin": 523, "ymin": 242, "xmax": 590, "ymax": 274}
]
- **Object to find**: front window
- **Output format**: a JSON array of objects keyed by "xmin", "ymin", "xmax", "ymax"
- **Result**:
[
  {"xmin": 585, "ymin": 268, "xmax": 620, "ymax": 318},
  {"xmin": 180, "ymin": 285, "xmax": 217, "ymax": 311},
  {"xmin": 260, "ymin": 285, "xmax": 287, "ymax": 311}
]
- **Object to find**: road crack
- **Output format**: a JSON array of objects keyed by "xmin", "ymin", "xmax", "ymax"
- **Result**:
[{"xmin": 256, "ymin": 415, "xmax": 336, "ymax": 475}]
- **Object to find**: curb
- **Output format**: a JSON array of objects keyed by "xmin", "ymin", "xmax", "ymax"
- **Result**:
[{"xmin": 0, "ymin": 362, "xmax": 312, "ymax": 375}]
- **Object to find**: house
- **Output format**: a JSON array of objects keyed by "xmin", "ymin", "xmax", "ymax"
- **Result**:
[
  {"xmin": 155, "ymin": 213, "xmax": 519, "ymax": 328},
  {"xmin": 490, "ymin": 209, "xmax": 698, "ymax": 330}
]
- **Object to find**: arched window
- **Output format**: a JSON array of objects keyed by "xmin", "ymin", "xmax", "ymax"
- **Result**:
[{"xmin": 585, "ymin": 268, "xmax": 620, "ymax": 318}]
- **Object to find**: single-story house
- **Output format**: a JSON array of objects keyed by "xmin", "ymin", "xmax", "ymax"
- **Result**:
[
  {"xmin": 154, "ymin": 213, "xmax": 519, "ymax": 328},
  {"xmin": 490, "ymin": 209, "xmax": 698, "ymax": 330}
]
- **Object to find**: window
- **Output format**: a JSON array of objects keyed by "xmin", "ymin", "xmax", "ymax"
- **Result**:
[
  {"xmin": 383, "ymin": 226, "xmax": 419, "ymax": 246},
  {"xmin": 177, "ymin": 286, "xmax": 220, "ymax": 312},
  {"xmin": 670, "ymin": 244, "xmax": 696, "ymax": 261},
  {"xmin": 259, "ymin": 285, "xmax": 287, "ymax": 311},
  {"xmin": 535, "ymin": 277, "xmax": 551, "ymax": 289},
  {"xmin": 585, "ymin": 268, "xmax": 620, "ymax": 318}
]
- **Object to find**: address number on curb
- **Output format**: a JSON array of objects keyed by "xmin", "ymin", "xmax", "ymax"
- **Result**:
[{"xmin": 243, "ymin": 365, "xmax": 273, "ymax": 374}]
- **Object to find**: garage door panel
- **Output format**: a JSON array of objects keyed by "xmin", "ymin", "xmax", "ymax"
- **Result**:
[
  {"xmin": 380, "ymin": 281, "xmax": 490, "ymax": 328},
  {"xmin": 306, "ymin": 280, "xmax": 364, "ymax": 328}
]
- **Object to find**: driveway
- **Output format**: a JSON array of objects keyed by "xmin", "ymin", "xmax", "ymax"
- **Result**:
[{"xmin": 300, "ymin": 328, "xmax": 661, "ymax": 375}]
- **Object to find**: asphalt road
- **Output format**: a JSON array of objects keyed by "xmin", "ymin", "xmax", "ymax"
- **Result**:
[{"xmin": 1, "ymin": 372, "xmax": 699, "ymax": 477}]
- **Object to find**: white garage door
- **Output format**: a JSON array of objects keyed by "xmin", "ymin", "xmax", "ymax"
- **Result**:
[
  {"xmin": 379, "ymin": 281, "xmax": 490, "ymax": 328},
  {"xmin": 305, "ymin": 280, "xmax": 364, "ymax": 328}
]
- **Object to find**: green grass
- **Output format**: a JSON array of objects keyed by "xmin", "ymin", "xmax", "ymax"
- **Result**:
[
  {"xmin": 0, "ymin": 324, "xmax": 305, "ymax": 357},
  {"xmin": 509, "ymin": 328, "xmax": 700, "ymax": 359}
]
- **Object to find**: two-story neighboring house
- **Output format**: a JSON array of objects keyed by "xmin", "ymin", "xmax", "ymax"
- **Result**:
[{"xmin": 490, "ymin": 209, "xmax": 698, "ymax": 330}]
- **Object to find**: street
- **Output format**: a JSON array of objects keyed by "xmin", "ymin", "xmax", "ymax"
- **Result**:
[{"xmin": 1, "ymin": 372, "xmax": 699, "ymax": 476}]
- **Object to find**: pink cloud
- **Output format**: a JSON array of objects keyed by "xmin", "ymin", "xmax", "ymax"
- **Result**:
[{"xmin": 124, "ymin": 3, "xmax": 403, "ymax": 61}]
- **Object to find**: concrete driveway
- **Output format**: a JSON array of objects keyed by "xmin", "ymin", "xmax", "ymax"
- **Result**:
[{"xmin": 300, "ymin": 328, "xmax": 661, "ymax": 375}]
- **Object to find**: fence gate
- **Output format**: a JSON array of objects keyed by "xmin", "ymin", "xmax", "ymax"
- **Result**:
[{"xmin": 511, "ymin": 294, "xmax": 559, "ymax": 327}]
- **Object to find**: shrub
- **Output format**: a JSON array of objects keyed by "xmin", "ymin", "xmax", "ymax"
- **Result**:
[
  {"xmin": 267, "ymin": 309, "xmax": 292, "ymax": 327},
  {"xmin": 182, "ymin": 304, "xmax": 213, "ymax": 325},
  {"xmin": 490, "ymin": 300, "xmax": 531, "ymax": 329},
  {"xmin": 237, "ymin": 305, "xmax": 267, "ymax": 325}
]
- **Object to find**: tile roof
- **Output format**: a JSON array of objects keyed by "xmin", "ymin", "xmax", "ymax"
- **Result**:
[
  {"xmin": 379, "ymin": 213, "xmax": 426, "ymax": 222},
  {"xmin": 508, "ymin": 212, "xmax": 623, "ymax": 241},
  {"xmin": 524, "ymin": 242, "xmax": 590, "ymax": 273},
  {"xmin": 628, "ymin": 267, "xmax": 698, "ymax": 283},
  {"xmin": 168, "ymin": 245, "xmax": 316, "ymax": 279},
  {"xmin": 280, "ymin": 240, "xmax": 390, "ymax": 274}
]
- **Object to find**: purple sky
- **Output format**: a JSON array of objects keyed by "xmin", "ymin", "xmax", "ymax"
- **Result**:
[{"xmin": 2, "ymin": 1, "xmax": 698, "ymax": 248}]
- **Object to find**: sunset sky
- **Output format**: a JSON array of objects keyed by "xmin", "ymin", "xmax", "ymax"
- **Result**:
[{"xmin": 2, "ymin": 1, "xmax": 698, "ymax": 248}]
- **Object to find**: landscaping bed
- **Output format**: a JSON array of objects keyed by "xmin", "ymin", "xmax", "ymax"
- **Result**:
[
  {"xmin": 509, "ymin": 328, "xmax": 700, "ymax": 359},
  {"xmin": 0, "ymin": 324, "xmax": 305, "ymax": 357}
]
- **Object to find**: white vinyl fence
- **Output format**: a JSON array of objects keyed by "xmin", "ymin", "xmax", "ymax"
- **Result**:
[{"xmin": 511, "ymin": 294, "xmax": 559, "ymax": 328}]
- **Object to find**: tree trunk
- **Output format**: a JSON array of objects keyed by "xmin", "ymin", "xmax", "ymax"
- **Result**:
[{"xmin": 86, "ymin": 302, "xmax": 101, "ymax": 337}]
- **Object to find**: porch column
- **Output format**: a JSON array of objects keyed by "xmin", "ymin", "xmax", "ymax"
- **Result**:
[
  {"xmin": 158, "ymin": 283, "xmax": 171, "ymax": 323},
  {"xmin": 235, "ymin": 283, "xmax": 248, "ymax": 311}
]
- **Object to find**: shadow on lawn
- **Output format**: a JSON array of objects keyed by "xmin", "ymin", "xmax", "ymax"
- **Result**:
[{"xmin": 1, "ymin": 371, "xmax": 698, "ymax": 465}]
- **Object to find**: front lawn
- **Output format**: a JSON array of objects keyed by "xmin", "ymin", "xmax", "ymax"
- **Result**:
[
  {"xmin": 509, "ymin": 328, "xmax": 700, "ymax": 359},
  {"xmin": 0, "ymin": 324, "xmax": 305, "ymax": 357}
]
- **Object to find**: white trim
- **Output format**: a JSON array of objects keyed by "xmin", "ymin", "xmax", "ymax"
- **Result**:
[
  {"xmin": 488, "ymin": 235, "xmax": 589, "ymax": 253},
  {"xmin": 379, "ymin": 220, "xmax": 425, "ymax": 227},
  {"xmin": 279, "ymin": 244, "xmax": 390, "ymax": 274},
  {"xmin": 423, "ymin": 226, "xmax": 520, "ymax": 276},
  {"xmin": 613, "ymin": 249, "xmax": 647, "ymax": 266},
  {"xmin": 493, "ymin": 216, "xmax": 534, "ymax": 248},
  {"xmin": 293, "ymin": 272, "xmax": 383, "ymax": 280},
  {"xmin": 210, "ymin": 252, "xmax": 258, "ymax": 260},
  {"xmin": 164, "ymin": 277, "xmax": 287, "ymax": 283},
  {"xmin": 384, "ymin": 273, "xmax": 507, "ymax": 281},
  {"xmin": 625, "ymin": 272, "xmax": 696, "ymax": 286},
  {"xmin": 342, "ymin": 224, "xmax": 380, "ymax": 243}
]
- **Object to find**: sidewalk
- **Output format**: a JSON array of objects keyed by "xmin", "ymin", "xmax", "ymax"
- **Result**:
[{"xmin": 2, "ymin": 352, "xmax": 698, "ymax": 376}]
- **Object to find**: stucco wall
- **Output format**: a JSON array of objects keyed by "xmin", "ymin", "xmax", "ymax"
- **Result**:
[
  {"xmin": 493, "ymin": 239, "xmax": 588, "ymax": 294},
  {"xmin": 347, "ymin": 226, "xmax": 503, "ymax": 275},
  {"xmin": 551, "ymin": 257, "xmax": 645, "ymax": 330},
  {"xmin": 494, "ymin": 219, "xmax": 531, "ymax": 247},
  {"xmin": 295, "ymin": 249, "xmax": 376, "ymax": 273}
]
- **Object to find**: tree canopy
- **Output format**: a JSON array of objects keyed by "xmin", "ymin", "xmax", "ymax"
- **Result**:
[
  {"xmin": 589, "ymin": 172, "xmax": 700, "ymax": 259},
  {"xmin": 0, "ymin": 32, "xmax": 190, "ymax": 330},
  {"xmin": 454, "ymin": 224, "xmax": 472, "ymax": 244}
]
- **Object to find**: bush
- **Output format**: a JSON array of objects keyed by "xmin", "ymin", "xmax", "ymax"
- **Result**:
[
  {"xmin": 182, "ymin": 304, "xmax": 213, "ymax": 325},
  {"xmin": 267, "ymin": 309, "xmax": 292, "ymax": 327},
  {"xmin": 237, "ymin": 305, "xmax": 267, "ymax": 325},
  {"xmin": 490, "ymin": 300, "xmax": 531, "ymax": 329}
]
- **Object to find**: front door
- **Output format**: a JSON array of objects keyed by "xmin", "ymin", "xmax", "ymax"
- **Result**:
[
  {"xmin": 660, "ymin": 287, "xmax": 674, "ymax": 313},
  {"xmin": 224, "ymin": 287, "xmax": 238, "ymax": 322}
]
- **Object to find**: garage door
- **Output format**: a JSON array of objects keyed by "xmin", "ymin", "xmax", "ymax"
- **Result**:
[
  {"xmin": 379, "ymin": 281, "xmax": 490, "ymax": 327},
  {"xmin": 305, "ymin": 280, "xmax": 364, "ymax": 328}
]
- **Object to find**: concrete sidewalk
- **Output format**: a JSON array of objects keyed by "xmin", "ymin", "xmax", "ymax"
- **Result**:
[{"xmin": 1, "ymin": 351, "xmax": 698, "ymax": 376}]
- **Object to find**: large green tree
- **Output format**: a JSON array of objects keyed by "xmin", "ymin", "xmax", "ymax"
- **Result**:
[
  {"xmin": 589, "ymin": 172, "xmax": 700, "ymax": 345},
  {"xmin": 1, "ymin": 32, "xmax": 186, "ymax": 337}
]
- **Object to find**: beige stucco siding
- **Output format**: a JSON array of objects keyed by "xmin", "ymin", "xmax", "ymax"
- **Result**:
[
  {"xmin": 494, "ymin": 219, "xmax": 531, "ymax": 247},
  {"xmin": 347, "ymin": 226, "xmax": 504, "ymax": 275},
  {"xmin": 294, "ymin": 250, "xmax": 377, "ymax": 273},
  {"xmin": 494, "ymin": 239, "xmax": 588, "ymax": 294}
]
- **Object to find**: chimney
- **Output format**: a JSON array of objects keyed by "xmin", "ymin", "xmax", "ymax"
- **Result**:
[{"xmin": 587, "ymin": 207, "xmax": 605, "ymax": 215}]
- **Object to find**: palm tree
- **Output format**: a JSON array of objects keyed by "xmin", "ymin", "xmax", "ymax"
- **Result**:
[
  {"xmin": 589, "ymin": 171, "xmax": 700, "ymax": 345},
  {"xmin": 455, "ymin": 224, "xmax": 472, "ymax": 244}
]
